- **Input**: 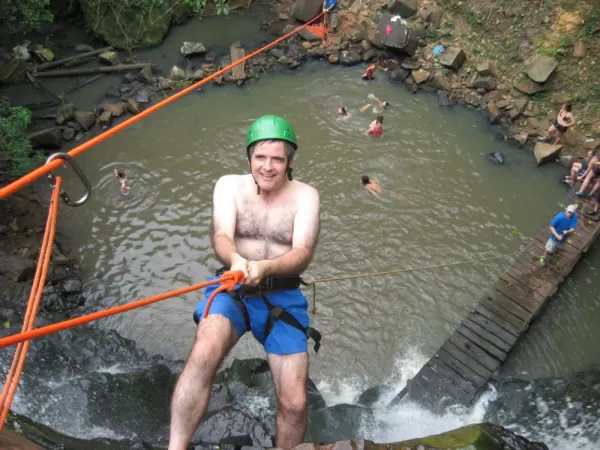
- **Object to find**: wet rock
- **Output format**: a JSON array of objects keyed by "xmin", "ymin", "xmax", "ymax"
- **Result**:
[
  {"xmin": 388, "ymin": 67, "xmax": 409, "ymax": 82},
  {"xmin": 60, "ymin": 278, "xmax": 82, "ymax": 295},
  {"xmin": 388, "ymin": 0, "xmax": 417, "ymax": 17},
  {"xmin": 401, "ymin": 59, "xmax": 420, "ymax": 70},
  {"xmin": 0, "ymin": 252, "xmax": 34, "ymax": 282},
  {"xmin": 439, "ymin": 47, "xmax": 466, "ymax": 70},
  {"xmin": 75, "ymin": 44, "xmax": 94, "ymax": 52},
  {"xmin": 472, "ymin": 76, "xmax": 497, "ymax": 91},
  {"xmin": 98, "ymin": 50, "xmax": 119, "ymax": 65},
  {"xmin": 12, "ymin": 44, "xmax": 31, "ymax": 61},
  {"xmin": 55, "ymin": 104, "xmax": 75, "ymax": 125},
  {"xmin": 61, "ymin": 127, "xmax": 75, "ymax": 142},
  {"xmin": 573, "ymin": 40, "xmax": 586, "ymax": 58},
  {"xmin": 292, "ymin": 0, "xmax": 322, "ymax": 22},
  {"xmin": 438, "ymin": 91, "xmax": 452, "ymax": 106},
  {"xmin": 526, "ymin": 54, "xmax": 557, "ymax": 83},
  {"xmin": 403, "ymin": 76, "xmax": 418, "ymax": 93},
  {"xmin": 180, "ymin": 41, "xmax": 206, "ymax": 57},
  {"xmin": 412, "ymin": 69, "xmax": 429, "ymax": 84},
  {"xmin": 28, "ymin": 127, "xmax": 62, "ymax": 149},
  {"xmin": 328, "ymin": 53, "xmax": 339, "ymax": 64},
  {"xmin": 360, "ymin": 39, "xmax": 372, "ymax": 51},
  {"xmin": 33, "ymin": 46, "xmax": 54, "ymax": 62},
  {"xmin": 534, "ymin": 142, "xmax": 563, "ymax": 166},
  {"xmin": 201, "ymin": 63, "xmax": 217, "ymax": 74},
  {"xmin": 362, "ymin": 48, "xmax": 378, "ymax": 61},
  {"xmin": 487, "ymin": 101, "xmax": 502, "ymax": 124},
  {"xmin": 104, "ymin": 103, "xmax": 125, "ymax": 117},
  {"xmin": 98, "ymin": 110, "xmax": 112, "ymax": 129},
  {"xmin": 156, "ymin": 78, "xmax": 171, "ymax": 90},
  {"xmin": 339, "ymin": 50, "xmax": 361, "ymax": 66},
  {"xmin": 305, "ymin": 404, "xmax": 375, "ymax": 443},
  {"xmin": 513, "ymin": 98, "xmax": 529, "ymax": 115},
  {"xmin": 138, "ymin": 66, "xmax": 153, "ymax": 83},
  {"xmin": 125, "ymin": 99, "xmax": 142, "ymax": 115},
  {"xmin": 170, "ymin": 65, "xmax": 186, "ymax": 81},
  {"xmin": 514, "ymin": 79, "xmax": 544, "ymax": 95},
  {"xmin": 477, "ymin": 60, "xmax": 497, "ymax": 77},
  {"xmin": 74, "ymin": 111, "xmax": 96, "ymax": 131},
  {"xmin": 356, "ymin": 384, "xmax": 394, "ymax": 407},
  {"xmin": 429, "ymin": 71, "xmax": 452, "ymax": 91},
  {"xmin": 297, "ymin": 27, "xmax": 320, "ymax": 41},
  {"xmin": 512, "ymin": 131, "xmax": 529, "ymax": 146}
]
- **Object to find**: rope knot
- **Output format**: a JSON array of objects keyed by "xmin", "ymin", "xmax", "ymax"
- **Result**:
[{"xmin": 220, "ymin": 270, "xmax": 245, "ymax": 290}]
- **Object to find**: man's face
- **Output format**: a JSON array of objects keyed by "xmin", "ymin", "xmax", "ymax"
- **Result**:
[
  {"xmin": 250, "ymin": 141, "xmax": 291, "ymax": 192},
  {"xmin": 566, "ymin": 210, "xmax": 573, "ymax": 218}
]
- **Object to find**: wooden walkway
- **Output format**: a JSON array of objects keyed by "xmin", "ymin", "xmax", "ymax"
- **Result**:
[{"xmin": 401, "ymin": 189, "xmax": 600, "ymax": 412}]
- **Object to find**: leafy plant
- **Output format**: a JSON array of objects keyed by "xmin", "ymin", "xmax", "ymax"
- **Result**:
[
  {"xmin": 426, "ymin": 27, "xmax": 440, "ymax": 40},
  {"xmin": 0, "ymin": 0, "xmax": 53, "ymax": 34},
  {"xmin": 0, "ymin": 100, "xmax": 43, "ymax": 175}
]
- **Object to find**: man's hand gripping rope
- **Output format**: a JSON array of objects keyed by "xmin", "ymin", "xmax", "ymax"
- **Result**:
[{"xmin": 203, "ymin": 270, "xmax": 245, "ymax": 319}]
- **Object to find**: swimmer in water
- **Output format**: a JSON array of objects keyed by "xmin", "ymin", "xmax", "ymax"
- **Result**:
[
  {"xmin": 337, "ymin": 106, "xmax": 350, "ymax": 121},
  {"xmin": 365, "ymin": 116, "xmax": 384, "ymax": 137},
  {"xmin": 361, "ymin": 175, "xmax": 403, "ymax": 200},
  {"xmin": 114, "ymin": 168, "xmax": 131, "ymax": 195},
  {"xmin": 360, "ymin": 94, "xmax": 390, "ymax": 114}
]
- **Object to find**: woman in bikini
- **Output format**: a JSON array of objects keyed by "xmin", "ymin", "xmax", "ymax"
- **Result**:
[
  {"xmin": 538, "ymin": 103, "xmax": 575, "ymax": 145},
  {"xmin": 365, "ymin": 116, "xmax": 384, "ymax": 137}
]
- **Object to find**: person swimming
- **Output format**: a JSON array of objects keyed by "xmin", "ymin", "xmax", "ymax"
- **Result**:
[
  {"xmin": 360, "ymin": 94, "xmax": 390, "ymax": 114},
  {"xmin": 365, "ymin": 116, "xmax": 384, "ymax": 137},
  {"xmin": 337, "ymin": 106, "xmax": 350, "ymax": 121},
  {"xmin": 114, "ymin": 168, "xmax": 131, "ymax": 195}
]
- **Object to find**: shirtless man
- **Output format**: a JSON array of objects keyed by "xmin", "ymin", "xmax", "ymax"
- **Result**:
[
  {"xmin": 168, "ymin": 115, "xmax": 321, "ymax": 450},
  {"xmin": 539, "ymin": 103, "xmax": 576, "ymax": 145},
  {"xmin": 361, "ymin": 175, "xmax": 382, "ymax": 197}
]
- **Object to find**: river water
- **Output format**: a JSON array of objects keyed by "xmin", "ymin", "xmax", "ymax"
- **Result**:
[{"xmin": 13, "ymin": 8, "xmax": 600, "ymax": 449}]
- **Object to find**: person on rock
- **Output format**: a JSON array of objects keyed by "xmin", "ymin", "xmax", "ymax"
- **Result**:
[
  {"xmin": 564, "ymin": 149, "xmax": 597, "ymax": 187},
  {"xmin": 324, "ymin": 0, "xmax": 338, "ymax": 32},
  {"xmin": 168, "ymin": 115, "xmax": 321, "ymax": 450},
  {"xmin": 538, "ymin": 103, "xmax": 576, "ymax": 145}
]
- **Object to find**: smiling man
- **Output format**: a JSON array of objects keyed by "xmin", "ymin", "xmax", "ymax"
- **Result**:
[{"xmin": 168, "ymin": 115, "xmax": 321, "ymax": 450}]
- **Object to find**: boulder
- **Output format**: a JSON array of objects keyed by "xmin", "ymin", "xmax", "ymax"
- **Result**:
[
  {"xmin": 33, "ymin": 46, "xmax": 54, "ymax": 62},
  {"xmin": 105, "ymin": 103, "xmax": 126, "ymax": 117},
  {"xmin": 412, "ymin": 69, "xmax": 430, "ymax": 84},
  {"xmin": 389, "ymin": 67, "xmax": 409, "ymax": 82},
  {"xmin": 526, "ymin": 54, "xmax": 557, "ymax": 83},
  {"xmin": 98, "ymin": 110, "xmax": 112, "ymax": 129},
  {"xmin": 388, "ymin": 0, "xmax": 418, "ymax": 18},
  {"xmin": 125, "ymin": 98, "xmax": 142, "ymax": 114},
  {"xmin": 472, "ymin": 76, "xmax": 497, "ymax": 91},
  {"xmin": 487, "ymin": 101, "xmax": 502, "ymax": 124},
  {"xmin": 339, "ymin": 50, "xmax": 361, "ymax": 66},
  {"xmin": 180, "ymin": 41, "xmax": 206, "ymax": 57},
  {"xmin": 55, "ymin": 104, "xmax": 75, "ymax": 125},
  {"xmin": 439, "ymin": 47, "xmax": 466, "ymax": 70},
  {"xmin": 429, "ymin": 71, "xmax": 452, "ymax": 91},
  {"xmin": 573, "ymin": 40, "xmax": 586, "ymax": 58},
  {"xmin": 534, "ymin": 142, "xmax": 563, "ymax": 166},
  {"xmin": 98, "ymin": 51, "xmax": 119, "ymax": 65},
  {"xmin": 170, "ymin": 65, "xmax": 186, "ymax": 81},
  {"xmin": 61, "ymin": 127, "xmax": 75, "ymax": 142},
  {"xmin": 552, "ymin": 93, "xmax": 572, "ymax": 104},
  {"xmin": 74, "ymin": 111, "xmax": 96, "ymax": 131},
  {"xmin": 378, "ymin": 13, "xmax": 418, "ymax": 55},
  {"xmin": 75, "ymin": 44, "xmax": 94, "ymax": 52},
  {"xmin": 401, "ymin": 59, "xmax": 421, "ymax": 70},
  {"xmin": 476, "ymin": 60, "xmax": 497, "ymax": 77},
  {"xmin": 513, "ymin": 98, "xmax": 529, "ymax": 115},
  {"xmin": 514, "ymin": 79, "xmax": 544, "ymax": 95},
  {"xmin": 27, "ymin": 127, "xmax": 62, "ymax": 149},
  {"xmin": 292, "ymin": 0, "xmax": 322, "ymax": 22}
]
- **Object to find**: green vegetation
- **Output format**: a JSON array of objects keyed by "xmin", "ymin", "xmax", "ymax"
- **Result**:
[
  {"xmin": 0, "ymin": 0, "xmax": 53, "ymax": 34},
  {"xmin": 0, "ymin": 100, "xmax": 43, "ymax": 176}
]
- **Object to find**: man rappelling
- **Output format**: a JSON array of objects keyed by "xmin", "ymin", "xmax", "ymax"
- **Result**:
[{"xmin": 168, "ymin": 115, "xmax": 321, "ymax": 450}]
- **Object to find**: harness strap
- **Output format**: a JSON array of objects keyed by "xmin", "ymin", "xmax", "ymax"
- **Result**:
[{"xmin": 261, "ymin": 294, "xmax": 321, "ymax": 353}]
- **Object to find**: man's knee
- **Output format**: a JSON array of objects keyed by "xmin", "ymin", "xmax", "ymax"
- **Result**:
[
  {"xmin": 278, "ymin": 390, "xmax": 307, "ymax": 417},
  {"xmin": 188, "ymin": 316, "xmax": 237, "ymax": 368}
]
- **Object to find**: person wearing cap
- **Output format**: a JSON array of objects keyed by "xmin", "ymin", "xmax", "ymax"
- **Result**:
[
  {"xmin": 168, "ymin": 115, "xmax": 321, "ymax": 450},
  {"xmin": 540, "ymin": 204, "xmax": 578, "ymax": 267},
  {"xmin": 323, "ymin": 0, "xmax": 338, "ymax": 32}
]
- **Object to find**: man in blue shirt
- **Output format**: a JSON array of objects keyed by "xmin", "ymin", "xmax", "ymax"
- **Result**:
[
  {"xmin": 324, "ymin": 0, "xmax": 338, "ymax": 32},
  {"xmin": 540, "ymin": 204, "xmax": 578, "ymax": 267}
]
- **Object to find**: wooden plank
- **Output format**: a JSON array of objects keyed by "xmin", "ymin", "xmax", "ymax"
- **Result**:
[
  {"xmin": 230, "ymin": 45, "xmax": 246, "ymax": 80},
  {"xmin": 441, "ymin": 341, "xmax": 492, "ymax": 379},
  {"xmin": 477, "ymin": 298, "xmax": 525, "ymax": 332},
  {"xmin": 505, "ymin": 265, "xmax": 550, "ymax": 297},
  {"xmin": 418, "ymin": 364, "xmax": 474, "ymax": 403},
  {"xmin": 511, "ymin": 260, "xmax": 556, "ymax": 294},
  {"xmin": 427, "ymin": 357, "xmax": 479, "ymax": 395},
  {"xmin": 499, "ymin": 271, "xmax": 544, "ymax": 303},
  {"xmin": 495, "ymin": 277, "xmax": 540, "ymax": 313},
  {"xmin": 435, "ymin": 348, "xmax": 488, "ymax": 387},
  {"xmin": 456, "ymin": 325, "xmax": 508, "ymax": 361},
  {"xmin": 488, "ymin": 287, "xmax": 533, "ymax": 321},
  {"xmin": 467, "ymin": 311, "xmax": 518, "ymax": 345},
  {"xmin": 461, "ymin": 317, "xmax": 512, "ymax": 354},
  {"xmin": 449, "ymin": 332, "xmax": 502, "ymax": 373}
]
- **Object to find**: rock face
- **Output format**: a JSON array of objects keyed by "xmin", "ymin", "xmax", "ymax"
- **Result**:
[
  {"xmin": 378, "ymin": 13, "xmax": 418, "ymax": 56},
  {"xmin": 292, "ymin": 0, "xmax": 323, "ymax": 22}
]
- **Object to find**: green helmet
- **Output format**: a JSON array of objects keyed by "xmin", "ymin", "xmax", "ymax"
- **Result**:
[{"xmin": 246, "ymin": 115, "xmax": 297, "ymax": 151}]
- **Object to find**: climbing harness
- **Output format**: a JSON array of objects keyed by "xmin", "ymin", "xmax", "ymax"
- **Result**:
[{"xmin": 193, "ymin": 268, "xmax": 322, "ymax": 353}]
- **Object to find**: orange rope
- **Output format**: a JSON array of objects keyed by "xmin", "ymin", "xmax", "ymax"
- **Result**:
[
  {"xmin": 0, "ymin": 270, "xmax": 244, "ymax": 349},
  {"xmin": 0, "ymin": 176, "xmax": 61, "ymax": 432},
  {"xmin": 0, "ymin": 11, "xmax": 326, "ymax": 201}
]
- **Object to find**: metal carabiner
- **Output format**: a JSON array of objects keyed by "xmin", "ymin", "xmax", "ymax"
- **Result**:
[{"xmin": 45, "ymin": 152, "xmax": 92, "ymax": 207}]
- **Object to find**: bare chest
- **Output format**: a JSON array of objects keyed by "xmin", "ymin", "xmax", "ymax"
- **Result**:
[{"xmin": 235, "ymin": 198, "xmax": 295, "ymax": 246}]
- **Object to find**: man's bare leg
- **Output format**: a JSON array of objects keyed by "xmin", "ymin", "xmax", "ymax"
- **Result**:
[
  {"xmin": 169, "ymin": 315, "xmax": 238, "ymax": 450},
  {"xmin": 268, "ymin": 352, "xmax": 309, "ymax": 449}
]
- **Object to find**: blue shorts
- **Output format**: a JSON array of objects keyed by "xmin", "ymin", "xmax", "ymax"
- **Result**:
[{"xmin": 195, "ymin": 276, "xmax": 310, "ymax": 355}]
